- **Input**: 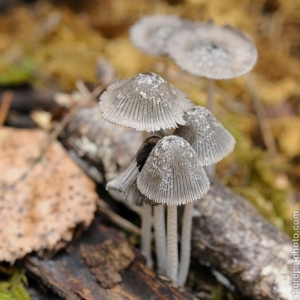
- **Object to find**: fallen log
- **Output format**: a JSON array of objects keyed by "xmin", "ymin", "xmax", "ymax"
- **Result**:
[
  {"xmin": 25, "ymin": 218, "xmax": 193, "ymax": 300},
  {"xmin": 193, "ymin": 180, "xmax": 292, "ymax": 300},
  {"xmin": 63, "ymin": 104, "xmax": 293, "ymax": 300}
]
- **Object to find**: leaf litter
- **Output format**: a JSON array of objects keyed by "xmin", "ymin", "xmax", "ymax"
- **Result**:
[{"xmin": 0, "ymin": 127, "xmax": 97, "ymax": 263}]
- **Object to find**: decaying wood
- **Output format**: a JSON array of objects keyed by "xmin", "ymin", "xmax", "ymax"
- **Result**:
[
  {"xmin": 25, "ymin": 218, "xmax": 193, "ymax": 300},
  {"xmin": 79, "ymin": 238, "xmax": 135, "ymax": 289},
  {"xmin": 193, "ymin": 180, "xmax": 292, "ymax": 300},
  {"xmin": 63, "ymin": 105, "xmax": 293, "ymax": 300}
]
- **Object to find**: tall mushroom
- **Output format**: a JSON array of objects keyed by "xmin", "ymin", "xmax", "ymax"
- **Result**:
[
  {"xmin": 166, "ymin": 20, "xmax": 256, "ymax": 175},
  {"xmin": 137, "ymin": 135, "xmax": 210, "ymax": 282},
  {"xmin": 174, "ymin": 106, "xmax": 236, "ymax": 285},
  {"xmin": 99, "ymin": 72, "xmax": 191, "ymax": 269}
]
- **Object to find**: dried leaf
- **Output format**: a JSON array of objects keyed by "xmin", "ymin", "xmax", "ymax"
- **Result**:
[{"xmin": 0, "ymin": 128, "xmax": 97, "ymax": 263}]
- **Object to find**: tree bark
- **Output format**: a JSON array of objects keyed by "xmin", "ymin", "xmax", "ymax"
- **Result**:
[{"xmin": 193, "ymin": 180, "xmax": 292, "ymax": 300}]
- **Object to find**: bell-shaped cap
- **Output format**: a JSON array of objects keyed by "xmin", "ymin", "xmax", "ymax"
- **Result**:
[
  {"xmin": 137, "ymin": 136, "xmax": 210, "ymax": 206},
  {"xmin": 99, "ymin": 72, "xmax": 190, "ymax": 132},
  {"xmin": 174, "ymin": 106, "xmax": 236, "ymax": 166},
  {"xmin": 106, "ymin": 137, "xmax": 160, "ymax": 206},
  {"xmin": 130, "ymin": 14, "xmax": 185, "ymax": 57},
  {"xmin": 166, "ymin": 21, "xmax": 258, "ymax": 79}
]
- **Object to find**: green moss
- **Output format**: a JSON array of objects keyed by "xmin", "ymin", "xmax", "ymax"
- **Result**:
[
  {"xmin": 0, "ymin": 57, "xmax": 36, "ymax": 86},
  {"xmin": 0, "ymin": 268, "xmax": 30, "ymax": 300}
]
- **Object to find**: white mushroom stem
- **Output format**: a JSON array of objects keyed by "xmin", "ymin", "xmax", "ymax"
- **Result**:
[
  {"xmin": 206, "ymin": 78, "xmax": 215, "ymax": 113},
  {"xmin": 141, "ymin": 203, "xmax": 153, "ymax": 269},
  {"xmin": 154, "ymin": 205, "xmax": 167, "ymax": 275},
  {"xmin": 167, "ymin": 205, "xmax": 178, "ymax": 282},
  {"xmin": 178, "ymin": 202, "xmax": 194, "ymax": 286},
  {"xmin": 206, "ymin": 78, "xmax": 216, "ymax": 177}
]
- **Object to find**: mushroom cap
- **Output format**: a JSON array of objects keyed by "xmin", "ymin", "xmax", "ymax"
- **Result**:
[
  {"xmin": 174, "ymin": 106, "xmax": 236, "ymax": 166},
  {"xmin": 99, "ymin": 72, "xmax": 189, "ymax": 132},
  {"xmin": 107, "ymin": 136, "xmax": 160, "ymax": 206},
  {"xmin": 129, "ymin": 14, "xmax": 186, "ymax": 56},
  {"xmin": 166, "ymin": 22, "xmax": 258, "ymax": 79},
  {"xmin": 137, "ymin": 135, "xmax": 210, "ymax": 206}
]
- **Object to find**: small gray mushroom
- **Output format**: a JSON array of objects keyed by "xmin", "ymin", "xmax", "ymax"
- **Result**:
[
  {"xmin": 137, "ymin": 135, "xmax": 210, "ymax": 282},
  {"xmin": 99, "ymin": 72, "xmax": 191, "ymax": 132},
  {"xmin": 174, "ymin": 106, "xmax": 236, "ymax": 166},
  {"xmin": 100, "ymin": 72, "xmax": 192, "ymax": 272},
  {"xmin": 130, "ymin": 14, "xmax": 186, "ymax": 57},
  {"xmin": 166, "ymin": 20, "xmax": 258, "ymax": 80},
  {"xmin": 106, "ymin": 136, "xmax": 160, "ymax": 269},
  {"xmin": 174, "ymin": 106, "xmax": 236, "ymax": 285},
  {"xmin": 166, "ymin": 19, "xmax": 258, "ymax": 125}
]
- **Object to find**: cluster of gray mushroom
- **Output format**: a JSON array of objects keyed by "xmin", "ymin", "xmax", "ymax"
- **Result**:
[{"xmin": 98, "ymin": 14, "xmax": 258, "ymax": 286}]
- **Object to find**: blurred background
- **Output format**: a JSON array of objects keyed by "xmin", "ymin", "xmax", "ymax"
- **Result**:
[{"xmin": 0, "ymin": 0, "xmax": 299, "ymax": 236}]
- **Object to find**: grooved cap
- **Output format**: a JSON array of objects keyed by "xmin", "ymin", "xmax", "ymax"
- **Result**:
[
  {"xmin": 174, "ymin": 106, "xmax": 236, "ymax": 165},
  {"xmin": 99, "ymin": 72, "xmax": 190, "ymax": 132},
  {"xmin": 137, "ymin": 135, "xmax": 210, "ymax": 206}
]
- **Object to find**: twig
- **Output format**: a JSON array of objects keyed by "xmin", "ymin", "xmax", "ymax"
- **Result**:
[
  {"xmin": 97, "ymin": 199, "xmax": 141, "ymax": 236},
  {"xmin": 245, "ymin": 73, "xmax": 277, "ymax": 157},
  {"xmin": 0, "ymin": 91, "xmax": 13, "ymax": 126}
]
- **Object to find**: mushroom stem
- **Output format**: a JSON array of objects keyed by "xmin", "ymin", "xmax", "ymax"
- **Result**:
[
  {"xmin": 154, "ymin": 205, "xmax": 167, "ymax": 275},
  {"xmin": 206, "ymin": 78, "xmax": 216, "ymax": 177},
  {"xmin": 206, "ymin": 78, "xmax": 215, "ymax": 113},
  {"xmin": 178, "ymin": 202, "xmax": 194, "ymax": 285},
  {"xmin": 167, "ymin": 205, "xmax": 178, "ymax": 282},
  {"xmin": 141, "ymin": 203, "xmax": 153, "ymax": 269}
]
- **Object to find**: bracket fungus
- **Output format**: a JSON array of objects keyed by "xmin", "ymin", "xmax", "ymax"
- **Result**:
[{"xmin": 137, "ymin": 135, "xmax": 210, "ymax": 282}]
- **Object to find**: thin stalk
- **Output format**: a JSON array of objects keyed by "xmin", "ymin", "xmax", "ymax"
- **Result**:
[
  {"xmin": 141, "ymin": 203, "xmax": 153, "ymax": 269},
  {"xmin": 178, "ymin": 202, "xmax": 194, "ymax": 286},
  {"xmin": 167, "ymin": 205, "xmax": 178, "ymax": 282},
  {"xmin": 206, "ymin": 78, "xmax": 215, "ymax": 113},
  {"xmin": 154, "ymin": 205, "xmax": 167, "ymax": 275},
  {"xmin": 206, "ymin": 78, "xmax": 216, "ymax": 177},
  {"xmin": 245, "ymin": 73, "xmax": 277, "ymax": 157}
]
